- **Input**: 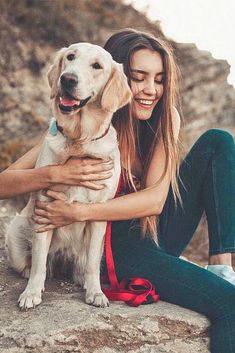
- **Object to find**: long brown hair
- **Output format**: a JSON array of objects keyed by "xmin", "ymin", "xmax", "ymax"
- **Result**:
[{"xmin": 104, "ymin": 28, "xmax": 182, "ymax": 241}]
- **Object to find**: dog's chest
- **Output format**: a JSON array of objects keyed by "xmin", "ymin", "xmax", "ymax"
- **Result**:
[
  {"xmin": 45, "ymin": 126, "xmax": 121, "ymax": 203},
  {"xmin": 68, "ymin": 132, "xmax": 121, "ymax": 203}
]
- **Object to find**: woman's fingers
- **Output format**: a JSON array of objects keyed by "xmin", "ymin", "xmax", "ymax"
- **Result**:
[
  {"xmin": 81, "ymin": 157, "xmax": 112, "ymax": 165},
  {"xmin": 33, "ymin": 216, "xmax": 50, "ymax": 225},
  {"xmin": 35, "ymin": 225, "xmax": 56, "ymax": 233},
  {"xmin": 80, "ymin": 172, "xmax": 113, "ymax": 182},
  {"xmin": 70, "ymin": 156, "xmax": 113, "ymax": 168},
  {"xmin": 79, "ymin": 181, "xmax": 105, "ymax": 190},
  {"xmin": 62, "ymin": 157, "xmax": 114, "ymax": 186},
  {"xmin": 46, "ymin": 190, "xmax": 67, "ymax": 200},
  {"xmin": 82, "ymin": 161, "xmax": 114, "ymax": 174},
  {"xmin": 35, "ymin": 200, "xmax": 48, "ymax": 210},
  {"xmin": 34, "ymin": 208, "xmax": 47, "ymax": 216}
]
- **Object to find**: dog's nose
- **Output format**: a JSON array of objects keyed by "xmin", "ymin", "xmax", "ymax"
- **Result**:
[{"xmin": 60, "ymin": 73, "xmax": 78, "ymax": 88}]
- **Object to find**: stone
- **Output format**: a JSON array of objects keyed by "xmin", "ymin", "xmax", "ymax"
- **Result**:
[
  {"xmin": 0, "ymin": 274, "xmax": 209, "ymax": 353},
  {"xmin": 0, "ymin": 201, "xmax": 209, "ymax": 353}
]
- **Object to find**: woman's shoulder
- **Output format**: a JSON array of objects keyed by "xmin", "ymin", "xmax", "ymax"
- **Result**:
[
  {"xmin": 172, "ymin": 106, "xmax": 181, "ymax": 122},
  {"xmin": 171, "ymin": 106, "xmax": 181, "ymax": 141}
]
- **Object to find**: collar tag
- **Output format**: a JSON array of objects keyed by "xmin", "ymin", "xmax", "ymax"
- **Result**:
[{"xmin": 49, "ymin": 117, "xmax": 58, "ymax": 136}]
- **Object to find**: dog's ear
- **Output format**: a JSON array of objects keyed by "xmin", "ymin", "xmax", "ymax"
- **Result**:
[
  {"xmin": 101, "ymin": 63, "xmax": 132, "ymax": 112},
  {"xmin": 47, "ymin": 48, "xmax": 67, "ymax": 99}
]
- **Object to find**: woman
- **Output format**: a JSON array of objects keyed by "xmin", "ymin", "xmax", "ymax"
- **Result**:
[{"xmin": 1, "ymin": 29, "xmax": 235, "ymax": 352}]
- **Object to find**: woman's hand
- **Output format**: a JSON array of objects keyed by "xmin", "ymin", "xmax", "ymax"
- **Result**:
[
  {"xmin": 51, "ymin": 157, "xmax": 114, "ymax": 190},
  {"xmin": 33, "ymin": 190, "xmax": 85, "ymax": 233}
]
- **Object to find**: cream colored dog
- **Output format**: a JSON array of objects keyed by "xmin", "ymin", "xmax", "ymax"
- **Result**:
[{"xmin": 5, "ymin": 43, "xmax": 132, "ymax": 309}]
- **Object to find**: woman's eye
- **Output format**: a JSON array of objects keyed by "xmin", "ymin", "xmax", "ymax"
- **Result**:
[
  {"xmin": 92, "ymin": 62, "xmax": 103, "ymax": 70},
  {"xmin": 131, "ymin": 77, "xmax": 144, "ymax": 82},
  {"xmin": 67, "ymin": 54, "xmax": 75, "ymax": 61},
  {"xmin": 155, "ymin": 76, "xmax": 164, "ymax": 84}
]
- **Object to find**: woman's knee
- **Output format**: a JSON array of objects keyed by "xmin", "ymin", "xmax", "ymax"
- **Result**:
[{"xmin": 198, "ymin": 128, "xmax": 234, "ymax": 154}]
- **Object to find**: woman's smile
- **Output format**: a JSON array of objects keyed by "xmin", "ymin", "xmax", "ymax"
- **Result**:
[
  {"xmin": 134, "ymin": 98, "xmax": 156, "ymax": 108},
  {"xmin": 130, "ymin": 48, "xmax": 164, "ymax": 120}
]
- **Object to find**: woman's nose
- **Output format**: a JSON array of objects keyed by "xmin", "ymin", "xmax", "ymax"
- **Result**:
[{"xmin": 143, "ymin": 80, "xmax": 156, "ymax": 95}]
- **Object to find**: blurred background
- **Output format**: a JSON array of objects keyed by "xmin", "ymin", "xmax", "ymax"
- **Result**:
[{"xmin": 0, "ymin": 0, "xmax": 234, "ymax": 266}]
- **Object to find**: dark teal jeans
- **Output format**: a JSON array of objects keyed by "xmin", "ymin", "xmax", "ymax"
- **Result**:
[{"xmin": 107, "ymin": 129, "xmax": 235, "ymax": 353}]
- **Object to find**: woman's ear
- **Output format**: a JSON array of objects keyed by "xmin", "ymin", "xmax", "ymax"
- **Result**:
[
  {"xmin": 47, "ymin": 48, "xmax": 67, "ymax": 99},
  {"xmin": 101, "ymin": 63, "xmax": 132, "ymax": 112}
]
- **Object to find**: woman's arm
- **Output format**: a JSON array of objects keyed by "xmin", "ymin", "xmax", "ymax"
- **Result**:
[
  {"xmin": 34, "ymin": 108, "xmax": 181, "ymax": 230},
  {"xmin": 81, "ymin": 187, "xmax": 165, "ymax": 221},
  {"xmin": 0, "ymin": 132, "xmax": 52, "ymax": 199},
  {"xmin": 0, "ymin": 131, "xmax": 114, "ymax": 199},
  {"xmin": 80, "ymin": 107, "xmax": 181, "ymax": 221}
]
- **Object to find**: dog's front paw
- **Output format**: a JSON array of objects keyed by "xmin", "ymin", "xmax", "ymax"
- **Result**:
[
  {"xmin": 18, "ymin": 287, "xmax": 43, "ymax": 310},
  {"xmin": 85, "ymin": 291, "xmax": 109, "ymax": 308}
]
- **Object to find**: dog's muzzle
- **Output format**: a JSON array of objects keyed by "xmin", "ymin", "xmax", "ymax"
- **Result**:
[
  {"xmin": 59, "ymin": 73, "xmax": 92, "ymax": 114},
  {"xmin": 59, "ymin": 95, "xmax": 92, "ymax": 114}
]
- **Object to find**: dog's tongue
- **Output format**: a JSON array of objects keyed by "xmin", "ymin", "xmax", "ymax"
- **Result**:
[{"xmin": 60, "ymin": 97, "xmax": 80, "ymax": 107}]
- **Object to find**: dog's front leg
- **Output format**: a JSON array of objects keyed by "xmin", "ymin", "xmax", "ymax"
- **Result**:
[
  {"xmin": 84, "ymin": 221, "xmax": 109, "ymax": 308},
  {"xmin": 18, "ymin": 230, "xmax": 53, "ymax": 310}
]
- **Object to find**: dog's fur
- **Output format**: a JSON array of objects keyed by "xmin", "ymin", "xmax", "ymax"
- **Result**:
[{"xmin": 5, "ymin": 43, "xmax": 132, "ymax": 309}]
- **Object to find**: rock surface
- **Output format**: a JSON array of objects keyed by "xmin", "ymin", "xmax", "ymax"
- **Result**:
[
  {"xmin": 0, "ymin": 290, "xmax": 210, "ymax": 353},
  {"xmin": 0, "ymin": 202, "xmax": 210, "ymax": 353},
  {"xmin": 176, "ymin": 43, "xmax": 235, "ymax": 147}
]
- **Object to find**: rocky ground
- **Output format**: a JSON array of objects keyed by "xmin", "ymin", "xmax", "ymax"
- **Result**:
[{"xmin": 0, "ymin": 200, "xmax": 210, "ymax": 353}]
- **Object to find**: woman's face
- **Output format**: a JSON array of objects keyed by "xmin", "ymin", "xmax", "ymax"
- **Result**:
[{"xmin": 129, "ymin": 48, "xmax": 164, "ymax": 121}]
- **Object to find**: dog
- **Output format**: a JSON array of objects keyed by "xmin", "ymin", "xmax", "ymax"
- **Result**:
[{"xmin": 5, "ymin": 42, "xmax": 132, "ymax": 309}]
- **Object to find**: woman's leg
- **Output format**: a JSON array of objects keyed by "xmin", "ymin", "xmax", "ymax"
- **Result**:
[
  {"xmin": 111, "ymin": 236, "xmax": 235, "ymax": 353},
  {"xmin": 159, "ymin": 129, "xmax": 235, "ymax": 260},
  {"xmin": 108, "ymin": 129, "xmax": 235, "ymax": 352}
]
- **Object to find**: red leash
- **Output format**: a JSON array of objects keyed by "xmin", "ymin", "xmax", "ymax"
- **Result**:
[{"xmin": 101, "ymin": 176, "xmax": 160, "ymax": 307}]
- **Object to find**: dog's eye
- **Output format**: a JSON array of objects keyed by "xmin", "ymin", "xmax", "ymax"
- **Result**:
[
  {"xmin": 67, "ymin": 54, "xmax": 75, "ymax": 61},
  {"xmin": 92, "ymin": 62, "xmax": 102, "ymax": 70}
]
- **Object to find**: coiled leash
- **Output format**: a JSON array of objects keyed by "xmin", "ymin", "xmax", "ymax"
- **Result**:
[{"xmin": 102, "ymin": 176, "xmax": 160, "ymax": 307}]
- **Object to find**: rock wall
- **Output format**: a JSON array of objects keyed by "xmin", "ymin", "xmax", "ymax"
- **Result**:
[
  {"xmin": 0, "ymin": 0, "xmax": 234, "ymax": 169},
  {"xmin": 175, "ymin": 43, "xmax": 235, "ymax": 146}
]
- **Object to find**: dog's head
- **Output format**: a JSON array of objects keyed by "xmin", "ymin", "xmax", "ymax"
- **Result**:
[{"xmin": 47, "ymin": 43, "xmax": 132, "ymax": 118}]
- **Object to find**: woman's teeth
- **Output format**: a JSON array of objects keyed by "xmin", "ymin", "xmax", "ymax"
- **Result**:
[{"xmin": 136, "ymin": 99, "xmax": 154, "ymax": 106}]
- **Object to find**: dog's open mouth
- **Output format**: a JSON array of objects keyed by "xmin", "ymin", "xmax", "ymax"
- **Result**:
[{"xmin": 59, "ymin": 94, "xmax": 92, "ymax": 114}]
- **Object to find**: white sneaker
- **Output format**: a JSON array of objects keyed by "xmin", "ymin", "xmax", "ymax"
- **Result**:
[{"xmin": 205, "ymin": 265, "xmax": 235, "ymax": 285}]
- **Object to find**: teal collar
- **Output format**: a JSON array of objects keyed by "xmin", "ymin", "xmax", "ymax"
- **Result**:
[
  {"xmin": 49, "ymin": 117, "xmax": 110, "ymax": 141},
  {"xmin": 49, "ymin": 117, "xmax": 59, "ymax": 136}
]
